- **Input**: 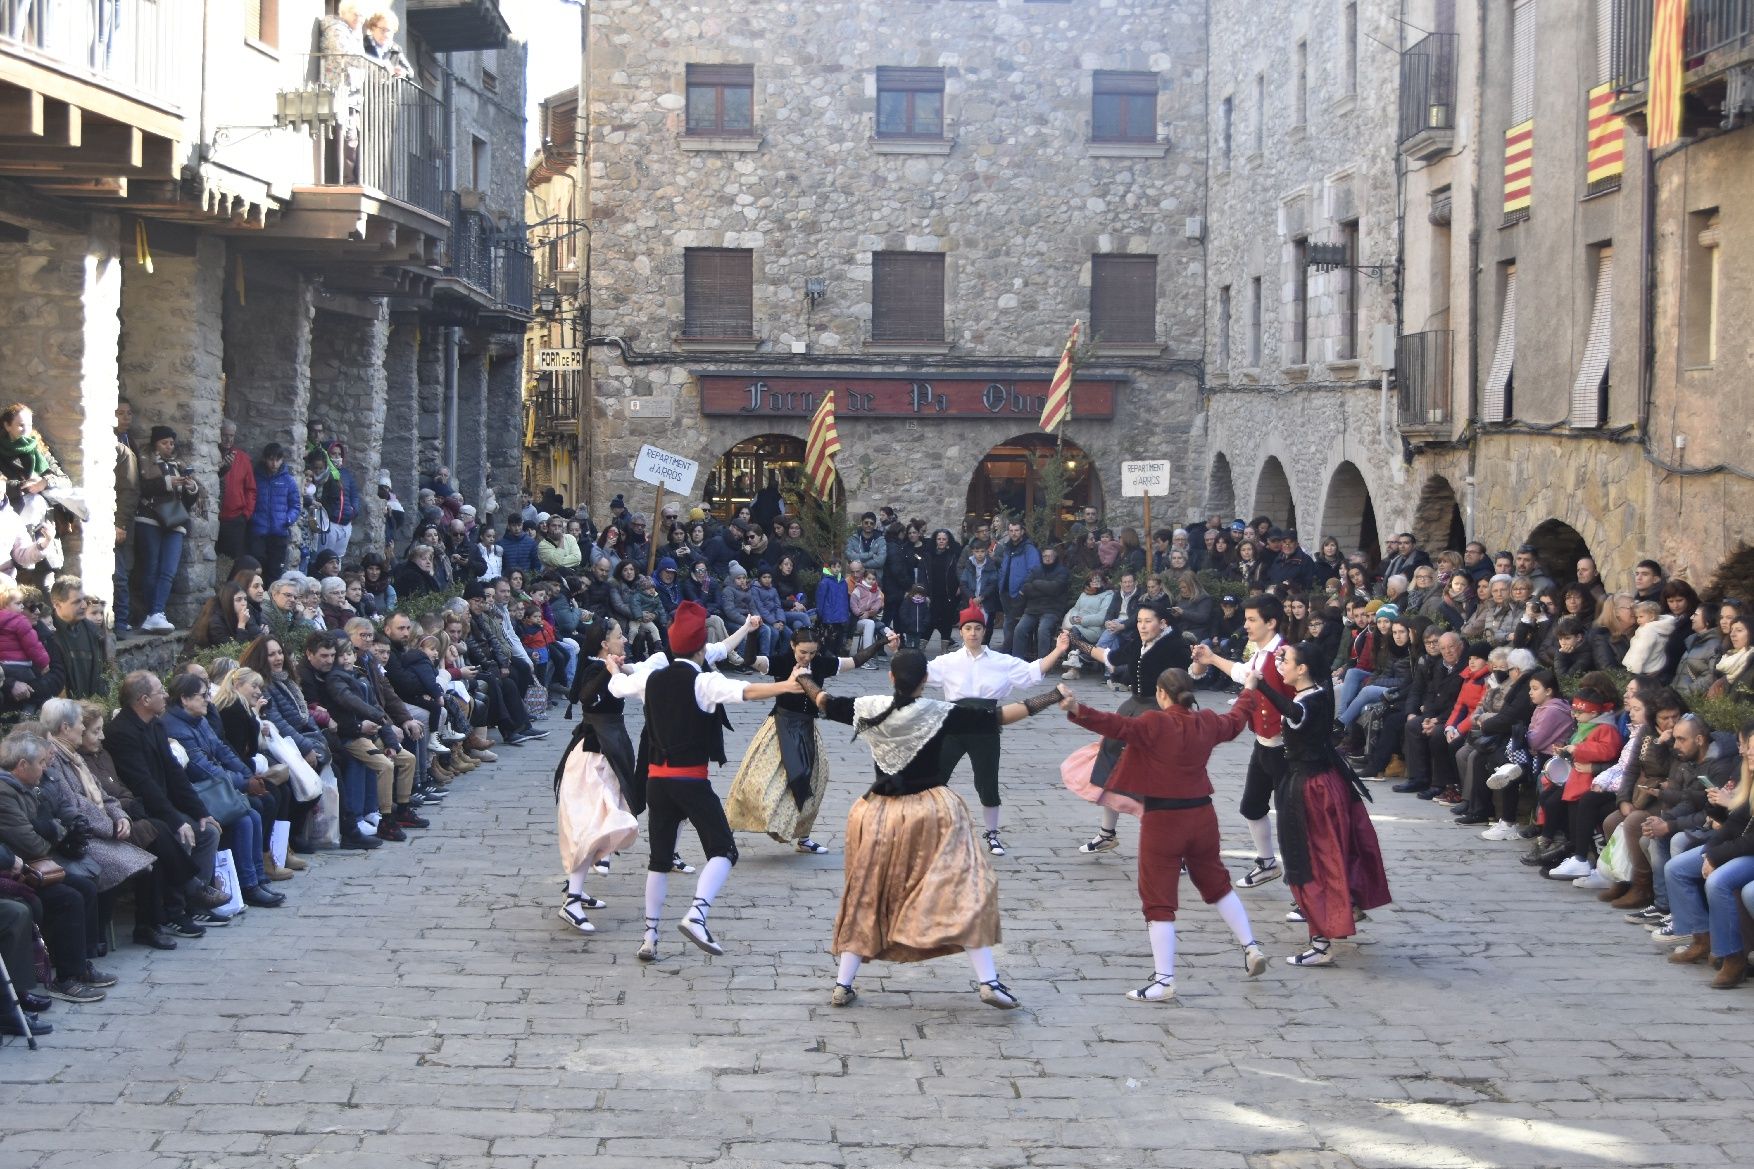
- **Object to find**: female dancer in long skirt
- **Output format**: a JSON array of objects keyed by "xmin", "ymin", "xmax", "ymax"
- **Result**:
[
  {"xmin": 725, "ymin": 624, "xmax": 885, "ymax": 853},
  {"xmin": 1057, "ymin": 668, "xmax": 1269, "ymax": 1001},
  {"xmin": 553, "ymin": 618, "xmax": 663, "ymax": 933},
  {"xmin": 1198, "ymin": 640, "xmax": 1392, "ymax": 965},
  {"xmin": 796, "ymin": 647, "xmax": 1062, "ymax": 1009}
]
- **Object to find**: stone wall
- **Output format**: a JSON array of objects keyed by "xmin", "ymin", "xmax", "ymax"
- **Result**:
[
  {"xmin": 417, "ymin": 326, "xmax": 446, "ymax": 479},
  {"xmin": 382, "ymin": 321, "xmax": 420, "ymax": 514},
  {"xmin": 119, "ymin": 234, "xmax": 226, "ymax": 622},
  {"xmin": 308, "ymin": 308, "xmax": 389, "ymax": 558},
  {"xmin": 0, "ymin": 211, "xmax": 123, "ymax": 607},
  {"xmin": 585, "ymin": 0, "xmax": 1208, "ymax": 527},
  {"xmin": 454, "ymin": 352, "xmax": 488, "ymax": 505},
  {"xmin": 484, "ymin": 338, "xmax": 524, "ymax": 518}
]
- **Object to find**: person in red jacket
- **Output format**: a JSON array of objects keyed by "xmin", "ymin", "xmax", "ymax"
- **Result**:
[
  {"xmin": 216, "ymin": 420, "xmax": 257, "ymax": 570},
  {"xmin": 1431, "ymin": 641, "xmax": 1493, "ymax": 805},
  {"xmin": 1059, "ymin": 668, "xmax": 1270, "ymax": 1001}
]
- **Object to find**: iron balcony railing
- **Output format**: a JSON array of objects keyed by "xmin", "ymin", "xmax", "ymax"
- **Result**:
[
  {"xmin": 1613, "ymin": 0, "xmax": 1754, "ymax": 89},
  {"xmin": 1399, "ymin": 33, "xmax": 1459, "ymax": 145},
  {"xmin": 445, "ymin": 193, "xmax": 532, "ymax": 315},
  {"xmin": 0, "ymin": 0, "xmax": 185, "ymax": 108},
  {"xmin": 298, "ymin": 52, "xmax": 445, "ymax": 219},
  {"xmin": 494, "ymin": 236, "xmax": 533, "ymax": 315},
  {"xmin": 1396, "ymin": 330, "xmax": 1454, "ymax": 430},
  {"xmin": 449, "ymin": 195, "xmax": 494, "ymax": 290},
  {"xmin": 532, "ymin": 372, "xmax": 580, "ymax": 429}
]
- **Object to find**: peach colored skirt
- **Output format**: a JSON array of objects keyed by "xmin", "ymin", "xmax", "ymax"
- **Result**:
[
  {"xmin": 556, "ymin": 750, "xmax": 640, "ymax": 874},
  {"xmin": 832, "ymin": 785, "xmax": 999, "ymax": 963}
]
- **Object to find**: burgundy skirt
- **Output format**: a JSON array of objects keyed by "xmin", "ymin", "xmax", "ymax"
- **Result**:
[{"xmin": 1289, "ymin": 768, "xmax": 1391, "ymax": 939}]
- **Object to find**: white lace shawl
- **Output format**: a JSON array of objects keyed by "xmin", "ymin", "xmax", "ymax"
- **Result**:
[{"xmin": 851, "ymin": 694, "xmax": 955, "ymax": 776}]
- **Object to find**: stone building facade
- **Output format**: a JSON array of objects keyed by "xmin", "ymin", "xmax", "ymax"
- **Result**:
[
  {"xmin": 0, "ymin": 0, "xmax": 527, "ymax": 631},
  {"xmin": 581, "ymin": 0, "xmax": 1208, "ymax": 533},
  {"xmin": 1198, "ymin": 0, "xmax": 1407, "ymax": 562}
]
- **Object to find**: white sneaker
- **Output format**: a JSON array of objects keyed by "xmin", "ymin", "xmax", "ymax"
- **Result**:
[
  {"xmin": 557, "ymin": 895, "xmax": 595, "ymax": 934},
  {"xmin": 1062, "ymin": 668, "xmax": 1082, "ymax": 681},
  {"xmin": 1572, "ymin": 867, "xmax": 1614, "ymax": 890},
  {"xmin": 140, "ymin": 612, "xmax": 174, "ymax": 633},
  {"xmin": 1545, "ymin": 855, "xmax": 1593, "ymax": 880},
  {"xmin": 1480, "ymin": 820, "xmax": 1519, "ymax": 841},
  {"xmin": 1486, "ymin": 763, "xmax": 1524, "ymax": 791}
]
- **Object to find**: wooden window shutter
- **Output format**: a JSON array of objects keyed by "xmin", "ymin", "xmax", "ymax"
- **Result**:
[
  {"xmin": 683, "ymin": 248, "xmax": 754, "ymax": 339},
  {"xmin": 1570, "ymin": 248, "xmax": 1613, "ymax": 427},
  {"xmin": 1483, "ymin": 267, "xmax": 1517, "ymax": 423},
  {"xmin": 1093, "ymin": 70, "xmax": 1158, "ymax": 96},
  {"xmin": 1091, "ymin": 256, "xmax": 1157, "ymax": 344},
  {"xmin": 871, "ymin": 253, "xmax": 946, "ymax": 342},
  {"xmin": 875, "ymin": 67, "xmax": 943, "ymax": 92},
  {"xmin": 687, "ymin": 64, "xmax": 754, "ymax": 87},
  {"xmin": 1510, "ymin": 1, "xmax": 1536, "ymax": 125}
]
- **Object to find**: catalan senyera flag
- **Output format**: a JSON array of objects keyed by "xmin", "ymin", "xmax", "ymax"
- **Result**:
[
  {"xmin": 804, "ymin": 388, "xmax": 842, "ymax": 498},
  {"xmin": 1038, "ymin": 320, "xmax": 1081, "ymax": 434},
  {"xmin": 1647, "ymin": 0, "xmax": 1686, "ymax": 149},
  {"xmin": 1587, "ymin": 83, "xmax": 1626, "ymax": 185},
  {"xmin": 1503, "ymin": 119, "xmax": 1534, "ymax": 215}
]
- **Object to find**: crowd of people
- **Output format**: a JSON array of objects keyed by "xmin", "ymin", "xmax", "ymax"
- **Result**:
[{"xmin": 4, "ymin": 421, "xmax": 1750, "ymax": 1038}]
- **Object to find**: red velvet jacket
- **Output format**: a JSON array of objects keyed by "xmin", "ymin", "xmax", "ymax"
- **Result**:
[{"xmin": 1068, "ymin": 694, "xmax": 1255, "ymax": 801}]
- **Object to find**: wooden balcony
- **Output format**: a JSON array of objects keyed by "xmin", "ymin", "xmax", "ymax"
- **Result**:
[{"xmin": 405, "ymin": 0, "xmax": 509, "ymax": 53}]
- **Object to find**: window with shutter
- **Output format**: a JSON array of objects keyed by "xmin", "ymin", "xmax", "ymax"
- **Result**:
[
  {"xmin": 685, "ymin": 64, "xmax": 755, "ymax": 135},
  {"xmin": 1483, "ymin": 266, "xmax": 1517, "ymax": 423},
  {"xmin": 1570, "ymin": 247, "xmax": 1613, "ymax": 428},
  {"xmin": 875, "ymin": 67, "xmax": 945, "ymax": 139},
  {"xmin": 871, "ymin": 253, "xmax": 946, "ymax": 343},
  {"xmin": 246, "ymin": 0, "xmax": 278, "ymax": 47},
  {"xmin": 1593, "ymin": 0, "xmax": 1614, "ymax": 84},
  {"xmin": 1092, "ymin": 71, "xmax": 1158, "ymax": 143},
  {"xmin": 1510, "ymin": 1, "xmax": 1536, "ymax": 126},
  {"xmin": 683, "ymin": 248, "xmax": 755, "ymax": 339},
  {"xmin": 1090, "ymin": 255, "xmax": 1158, "ymax": 344},
  {"xmin": 1217, "ymin": 285, "xmax": 1232, "ymax": 370},
  {"xmin": 1290, "ymin": 239, "xmax": 1309, "ymax": 364}
]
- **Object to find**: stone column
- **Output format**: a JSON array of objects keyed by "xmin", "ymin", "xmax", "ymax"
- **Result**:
[
  {"xmin": 0, "ymin": 213, "xmax": 123, "ymax": 611},
  {"xmin": 382, "ymin": 320, "xmax": 420, "ymax": 533},
  {"xmin": 484, "ymin": 339, "xmax": 524, "ymax": 522},
  {"xmin": 309, "ymin": 307, "xmax": 390, "ymax": 560},
  {"xmin": 416, "ymin": 326, "xmax": 445, "ymax": 484},
  {"xmin": 120, "ymin": 232, "xmax": 225, "ymax": 625},
  {"xmin": 454, "ymin": 351, "xmax": 488, "ymax": 505}
]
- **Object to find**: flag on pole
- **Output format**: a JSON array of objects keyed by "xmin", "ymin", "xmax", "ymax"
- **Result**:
[
  {"xmin": 805, "ymin": 388, "xmax": 842, "ymax": 498},
  {"xmin": 1038, "ymin": 320, "xmax": 1081, "ymax": 434},
  {"xmin": 1647, "ymin": 0, "xmax": 1686, "ymax": 150}
]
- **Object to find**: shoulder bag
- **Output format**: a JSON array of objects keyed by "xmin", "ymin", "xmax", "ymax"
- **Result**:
[{"xmin": 189, "ymin": 772, "xmax": 251, "ymax": 823}]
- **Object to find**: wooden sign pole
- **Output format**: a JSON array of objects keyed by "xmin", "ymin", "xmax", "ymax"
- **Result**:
[
  {"xmin": 1142, "ymin": 493, "xmax": 1152, "ymax": 562},
  {"xmin": 648, "ymin": 481, "xmax": 665, "ymax": 575}
]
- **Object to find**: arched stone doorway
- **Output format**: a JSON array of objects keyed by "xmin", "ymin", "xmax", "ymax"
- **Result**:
[
  {"xmin": 965, "ymin": 433, "xmax": 1103, "ymax": 540},
  {"xmin": 1253, "ymin": 456, "xmax": 1295, "ymax": 530},
  {"xmin": 1413, "ymin": 475, "xmax": 1467, "ymax": 553},
  {"xmin": 1525, "ymin": 519, "xmax": 1592, "ymax": 586},
  {"xmin": 1205, "ymin": 453, "xmax": 1236, "ymax": 520},
  {"xmin": 703, "ymin": 433, "xmax": 841, "ymax": 521},
  {"xmin": 1321, "ymin": 461, "xmax": 1380, "ymax": 565}
]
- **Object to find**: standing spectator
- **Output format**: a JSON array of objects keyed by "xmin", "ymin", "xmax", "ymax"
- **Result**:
[
  {"xmin": 844, "ymin": 511, "xmax": 887, "ymax": 573},
  {"xmin": 249, "ymin": 443, "xmax": 301, "ymax": 580},
  {"xmin": 313, "ymin": 441, "xmax": 360, "ymax": 559},
  {"xmin": 847, "ymin": 561, "xmax": 886, "ymax": 664},
  {"xmin": 215, "ymin": 420, "xmax": 257, "ymax": 574},
  {"xmin": 112, "ymin": 399, "xmax": 140, "ymax": 636},
  {"xmin": 995, "ymin": 521, "xmax": 1041, "ymax": 650},
  {"xmin": 1012, "ymin": 545, "xmax": 1070, "ymax": 662},
  {"xmin": 133, "ymin": 425, "xmax": 201, "ymax": 634}
]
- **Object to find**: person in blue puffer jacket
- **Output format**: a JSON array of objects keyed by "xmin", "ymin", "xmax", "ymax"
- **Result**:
[
  {"xmin": 250, "ymin": 443, "xmax": 302, "ymax": 580},
  {"xmin": 162, "ymin": 673, "xmax": 283, "ymax": 908},
  {"xmin": 814, "ymin": 559, "xmax": 852, "ymax": 656}
]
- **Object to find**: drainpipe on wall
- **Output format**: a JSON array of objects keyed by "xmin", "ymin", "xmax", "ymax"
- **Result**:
[
  {"xmin": 445, "ymin": 327, "xmax": 460, "ymax": 473},
  {"xmin": 1463, "ymin": 0, "xmax": 1487, "ymax": 539}
]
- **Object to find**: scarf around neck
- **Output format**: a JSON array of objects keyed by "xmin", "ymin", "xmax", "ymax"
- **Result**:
[{"xmin": 852, "ymin": 693, "xmax": 954, "ymax": 775}]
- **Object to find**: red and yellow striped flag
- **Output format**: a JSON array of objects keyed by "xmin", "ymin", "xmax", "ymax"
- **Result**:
[
  {"xmin": 1587, "ymin": 83, "xmax": 1626, "ymax": 184},
  {"xmin": 1503, "ymin": 120, "xmax": 1534, "ymax": 215},
  {"xmin": 1647, "ymin": 0, "xmax": 1686, "ymax": 149},
  {"xmin": 1038, "ymin": 320, "xmax": 1080, "ymax": 434},
  {"xmin": 804, "ymin": 388, "xmax": 842, "ymax": 498}
]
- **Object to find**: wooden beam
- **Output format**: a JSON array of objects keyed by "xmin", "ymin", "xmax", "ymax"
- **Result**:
[
  {"xmin": 0, "ymin": 99, "xmax": 77, "ymax": 147},
  {"xmin": 1, "ymin": 123, "xmax": 140, "ymax": 166},
  {"xmin": 31, "ymin": 177, "xmax": 128, "ymax": 199},
  {"xmin": 0, "ymin": 90, "xmax": 45, "ymax": 140},
  {"xmin": 0, "ymin": 58, "xmax": 182, "ymax": 141}
]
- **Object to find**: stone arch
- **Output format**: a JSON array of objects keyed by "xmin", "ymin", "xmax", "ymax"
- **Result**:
[
  {"xmin": 703, "ymin": 431, "xmax": 841, "ymax": 520},
  {"xmin": 1705, "ymin": 544, "xmax": 1754, "ymax": 605},
  {"xmin": 1205, "ymin": 452, "xmax": 1236, "ymax": 519},
  {"xmin": 1253, "ymin": 455, "xmax": 1295, "ymax": 530},
  {"xmin": 965, "ymin": 433, "xmax": 1104, "ymax": 541},
  {"xmin": 1321, "ymin": 461, "xmax": 1380, "ymax": 564},
  {"xmin": 1525, "ymin": 518, "xmax": 1593, "ymax": 587},
  {"xmin": 1413, "ymin": 474, "xmax": 1467, "ymax": 554}
]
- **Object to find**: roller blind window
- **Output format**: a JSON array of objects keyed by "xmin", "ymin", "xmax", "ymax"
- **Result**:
[
  {"xmin": 1091, "ymin": 255, "xmax": 1158, "ymax": 344},
  {"xmin": 1483, "ymin": 266, "xmax": 1517, "ymax": 423},
  {"xmin": 1570, "ymin": 248, "xmax": 1613, "ymax": 427},
  {"xmin": 683, "ymin": 248, "xmax": 755, "ymax": 339},
  {"xmin": 871, "ymin": 253, "xmax": 946, "ymax": 343}
]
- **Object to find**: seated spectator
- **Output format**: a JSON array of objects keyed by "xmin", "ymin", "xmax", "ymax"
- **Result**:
[
  {"xmin": 1663, "ymin": 725, "xmax": 1754, "ymax": 988},
  {"xmin": 1623, "ymin": 599, "xmax": 1678, "ymax": 677},
  {"xmin": 459, "ymin": 587, "xmax": 542, "ymax": 747},
  {"xmin": 212, "ymin": 667, "xmax": 305, "ymax": 879},
  {"xmin": 750, "ymin": 567, "xmax": 794, "ymax": 656},
  {"xmin": 48, "ymin": 576, "xmax": 109, "ymax": 701},
  {"xmin": 1523, "ymin": 680, "xmax": 1623, "ymax": 876},
  {"xmin": 1453, "ymin": 647, "xmax": 1537, "ymax": 826},
  {"xmin": 297, "ymin": 631, "xmax": 408, "ymax": 846},
  {"xmin": 1711, "ymin": 615, "xmax": 1754, "ymax": 701},
  {"xmin": 360, "ymin": 552, "xmax": 397, "ymax": 613},
  {"xmin": 1167, "ymin": 571, "xmax": 1215, "ymax": 643},
  {"xmin": 1479, "ymin": 668, "xmax": 1574, "ymax": 840},
  {"xmin": 0, "ymin": 577, "xmax": 50, "ymax": 714},
  {"xmin": 1673, "ymin": 603, "xmax": 1724, "ymax": 698},
  {"xmin": 1061, "ymin": 571, "xmax": 1114, "ymax": 679},
  {"xmin": 1462, "ymin": 575, "xmax": 1518, "ymax": 645},
  {"xmin": 319, "ymin": 576, "xmax": 356, "ymax": 630},
  {"xmin": 394, "ymin": 543, "xmax": 444, "ymax": 600},
  {"xmin": 847, "ymin": 561, "xmax": 886, "ymax": 664},
  {"xmin": 1591, "ymin": 592, "xmax": 1636, "ymax": 669},
  {"xmin": 1643, "ymin": 715, "xmax": 1740, "ymax": 928},
  {"xmin": 1595, "ymin": 689, "xmax": 1689, "ymax": 906},
  {"xmin": 191, "ymin": 580, "xmax": 261, "ymax": 650},
  {"xmin": 0, "ymin": 730, "xmax": 114, "ymax": 1002},
  {"xmin": 163, "ymin": 673, "xmax": 284, "ymax": 908}
]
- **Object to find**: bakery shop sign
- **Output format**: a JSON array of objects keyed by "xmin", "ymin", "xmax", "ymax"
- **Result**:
[{"xmin": 698, "ymin": 373, "xmax": 1118, "ymax": 420}]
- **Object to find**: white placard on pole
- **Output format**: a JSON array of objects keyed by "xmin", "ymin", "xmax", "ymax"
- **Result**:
[
  {"xmin": 1120, "ymin": 460, "xmax": 1171, "ymax": 498},
  {"xmin": 632, "ymin": 444, "xmax": 700, "ymax": 496}
]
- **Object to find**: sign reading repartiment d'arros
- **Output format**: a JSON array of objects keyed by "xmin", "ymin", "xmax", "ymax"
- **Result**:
[{"xmin": 697, "ymin": 374, "xmax": 1119, "ymax": 420}]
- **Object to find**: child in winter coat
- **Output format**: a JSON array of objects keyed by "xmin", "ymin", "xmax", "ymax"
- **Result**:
[
  {"xmin": 1525, "ymin": 680, "xmax": 1623, "ymax": 874},
  {"xmin": 896, "ymin": 583, "xmax": 932, "ymax": 649},
  {"xmin": 813, "ymin": 560, "xmax": 852, "ymax": 655},
  {"xmin": 628, "ymin": 575, "xmax": 667, "ymax": 659},
  {"xmin": 1622, "ymin": 600, "xmax": 1678, "ymax": 676}
]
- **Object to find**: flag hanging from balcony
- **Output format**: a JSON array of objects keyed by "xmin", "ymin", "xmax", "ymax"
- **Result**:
[
  {"xmin": 804, "ymin": 388, "xmax": 842, "ymax": 498},
  {"xmin": 1038, "ymin": 320, "xmax": 1081, "ymax": 434},
  {"xmin": 1586, "ymin": 83, "xmax": 1626, "ymax": 185},
  {"xmin": 1647, "ymin": 0, "xmax": 1686, "ymax": 149},
  {"xmin": 1503, "ymin": 120, "xmax": 1534, "ymax": 216}
]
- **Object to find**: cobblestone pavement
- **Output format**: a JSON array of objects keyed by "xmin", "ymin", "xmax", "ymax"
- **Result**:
[{"xmin": 4, "ymin": 660, "xmax": 1751, "ymax": 1169}]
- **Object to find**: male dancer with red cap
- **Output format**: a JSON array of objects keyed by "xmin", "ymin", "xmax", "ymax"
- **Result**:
[
  {"xmin": 625, "ymin": 602, "xmax": 801, "ymax": 961},
  {"xmin": 926, "ymin": 603, "xmax": 1071, "ymax": 855}
]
